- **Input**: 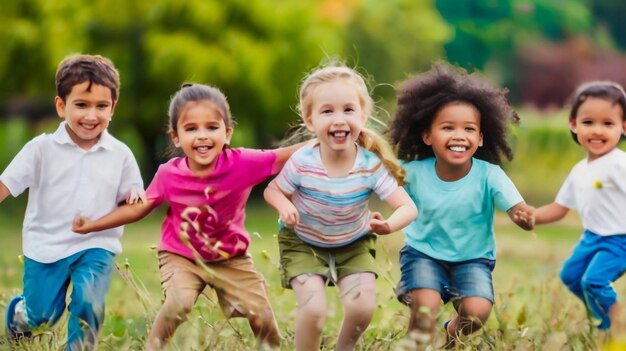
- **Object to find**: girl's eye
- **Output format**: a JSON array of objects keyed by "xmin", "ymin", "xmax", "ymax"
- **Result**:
[
  {"xmin": 581, "ymin": 121, "xmax": 593, "ymax": 126},
  {"xmin": 465, "ymin": 127, "xmax": 476, "ymax": 132},
  {"xmin": 185, "ymin": 127, "xmax": 196, "ymax": 132},
  {"xmin": 322, "ymin": 109, "xmax": 333, "ymax": 114},
  {"xmin": 209, "ymin": 125, "xmax": 220, "ymax": 130},
  {"xmin": 345, "ymin": 107, "xmax": 355, "ymax": 113}
]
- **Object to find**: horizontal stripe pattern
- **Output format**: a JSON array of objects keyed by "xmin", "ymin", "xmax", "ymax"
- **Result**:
[{"xmin": 276, "ymin": 143, "xmax": 397, "ymax": 247}]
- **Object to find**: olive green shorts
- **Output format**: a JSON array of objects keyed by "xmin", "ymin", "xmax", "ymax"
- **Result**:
[{"xmin": 278, "ymin": 226, "xmax": 378, "ymax": 289}]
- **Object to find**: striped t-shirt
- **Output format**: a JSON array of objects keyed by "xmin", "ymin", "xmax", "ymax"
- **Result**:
[{"xmin": 274, "ymin": 142, "xmax": 398, "ymax": 247}]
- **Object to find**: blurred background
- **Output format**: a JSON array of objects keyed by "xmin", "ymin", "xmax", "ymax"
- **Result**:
[{"xmin": 1, "ymin": 0, "xmax": 626, "ymax": 210}]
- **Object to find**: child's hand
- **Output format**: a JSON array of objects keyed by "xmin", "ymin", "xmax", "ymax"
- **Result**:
[
  {"xmin": 72, "ymin": 216, "xmax": 93, "ymax": 234},
  {"xmin": 127, "ymin": 187, "xmax": 147, "ymax": 204},
  {"xmin": 369, "ymin": 212, "xmax": 392, "ymax": 235},
  {"xmin": 511, "ymin": 203, "xmax": 535, "ymax": 231},
  {"xmin": 278, "ymin": 203, "xmax": 300, "ymax": 227}
]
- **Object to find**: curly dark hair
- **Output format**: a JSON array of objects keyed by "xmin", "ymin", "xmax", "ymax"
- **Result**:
[{"xmin": 388, "ymin": 61, "xmax": 519, "ymax": 165}]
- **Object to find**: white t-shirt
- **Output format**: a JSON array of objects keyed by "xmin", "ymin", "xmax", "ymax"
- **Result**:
[
  {"xmin": 556, "ymin": 148, "xmax": 626, "ymax": 236},
  {"xmin": 0, "ymin": 122, "xmax": 143, "ymax": 263}
]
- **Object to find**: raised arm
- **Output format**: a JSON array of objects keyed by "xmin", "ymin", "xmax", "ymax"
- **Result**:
[
  {"xmin": 533, "ymin": 202, "xmax": 569, "ymax": 225},
  {"xmin": 264, "ymin": 181, "xmax": 299, "ymax": 227},
  {"xmin": 370, "ymin": 187, "xmax": 418, "ymax": 235},
  {"xmin": 0, "ymin": 181, "xmax": 10, "ymax": 204},
  {"xmin": 72, "ymin": 200, "xmax": 156, "ymax": 234},
  {"xmin": 271, "ymin": 140, "xmax": 311, "ymax": 173},
  {"xmin": 507, "ymin": 202, "xmax": 535, "ymax": 231}
]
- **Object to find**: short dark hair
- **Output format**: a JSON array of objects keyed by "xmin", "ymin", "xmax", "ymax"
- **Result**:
[
  {"xmin": 568, "ymin": 81, "xmax": 626, "ymax": 144},
  {"xmin": 55, "ymin": 54, "xmax": 120, "ymax": 102}
]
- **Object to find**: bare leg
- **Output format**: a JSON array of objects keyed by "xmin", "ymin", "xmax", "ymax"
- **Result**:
[
  {"xmin": 406, "ymin": 289, "xmax": 441, "ymax": 344},
  {"xmin": 445, "ymin": 296, "xmax": 492, "ymax": 347},
  {"xmin": 291, "ymin": 274, "xmax": 327, "ymax": 351},
  {"xmin": 335, "ymin": 273, "xmax": 376, "ymax": 351}
]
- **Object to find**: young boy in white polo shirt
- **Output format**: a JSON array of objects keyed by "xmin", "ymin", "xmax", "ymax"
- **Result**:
[{"xmin": 1, "ymin": 54, "xmax": 144, "ymax": 350}]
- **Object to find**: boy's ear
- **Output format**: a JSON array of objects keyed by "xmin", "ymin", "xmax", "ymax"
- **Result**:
[
  {"xmin": 169, "ymin": 130, "xmax": 180, "ymax": 148},
  {"xmin": 54, "ymin": 96, "xmax": 66, "ymax": 119}
]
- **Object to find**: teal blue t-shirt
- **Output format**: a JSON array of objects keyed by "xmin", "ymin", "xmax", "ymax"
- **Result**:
[{"xmin": 403, "ymin": 157, "xmax": 523, "ymax": 261}]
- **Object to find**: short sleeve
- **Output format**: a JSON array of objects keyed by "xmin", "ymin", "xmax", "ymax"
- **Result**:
[
  {"xmin": 274, "ymin": 156, "xmax": 300, "ymax": 195},
  {"xmin": 372, "ymin": 165, "xmax": 398, "ymax": 200},
  {"xmin": 146, "ymin": 165, "xmax": 167, "ymax": 207},
  {"xmin": 489, "ymin": 166, "xmax": 524, "ymax": 212},
  {"xmin": 232, "ymin": 148, "xmax": 278, "ymax": 182},
  {"xmin": 555, "ymin": 172, "xmax": 576, "ymax": 209},
  {"xmin": 115, "ymin": 146, "xmax": 144, "ymax": 204},
  {"xmin": 0, "ymin": 138, "xmax": 39, "ymax": 197}
]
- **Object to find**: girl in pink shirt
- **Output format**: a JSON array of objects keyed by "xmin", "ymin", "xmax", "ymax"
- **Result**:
[{"xmin": 73, "ymin": 83, "xmax": 303, "ymax": 350}]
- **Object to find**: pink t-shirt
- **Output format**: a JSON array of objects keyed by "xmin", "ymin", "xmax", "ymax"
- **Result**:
[{"xmin": 146, "ymin": 148, "xmax": 277, "ymax": 261}]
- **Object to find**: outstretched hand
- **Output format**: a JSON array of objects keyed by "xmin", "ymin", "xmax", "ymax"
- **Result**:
[
  {"xmin": 369, "ymin": 211, "xmax": 392, "ymax": 235},
  {"xmin": 127, "ymin": 187, "xmax": 147, "ymax": 205},
  {"xmin": 278, "ymin": 203, "xmax": 300, "ymax": 227},
  {"xmin": 72, "ymin": 215, "xmax": 92, "ymax": 234},
  {"xmin": 511, "ymin": 203, "xmax": 535, "ymax": 231}
]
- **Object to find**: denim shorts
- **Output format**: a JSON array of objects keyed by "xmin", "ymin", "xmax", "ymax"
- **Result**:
[{"xmin": 396, "ymin": 245, "xmax": 496, "ymax": 305}]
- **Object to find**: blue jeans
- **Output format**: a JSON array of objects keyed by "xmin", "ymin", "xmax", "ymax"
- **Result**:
[
  {"xmin": 19, "ymin": 248, "xmax": 115, "ymax": 350},
  {"xmin": 396, "ymin": 245, "xmax": 496, "ymax": 304},
  {"xmin": 560, "ymin": 230, "xmax": 626, "ymax": 330}
]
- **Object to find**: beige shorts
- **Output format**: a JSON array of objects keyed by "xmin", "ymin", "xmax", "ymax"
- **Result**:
[{"xmin": 158, "ymin": 251, "xmax": 275, "ymax": 319}]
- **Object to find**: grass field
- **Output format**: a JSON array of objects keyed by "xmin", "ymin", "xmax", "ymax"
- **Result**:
[{"xmin": 0, "ymin": 201, "xmax": 625, "ymax": 351}]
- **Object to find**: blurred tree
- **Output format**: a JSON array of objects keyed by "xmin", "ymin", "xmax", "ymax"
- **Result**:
[
  {"xmin": 591, "ymin": 0, "xmax": 626, "ymax": 50},
  {"xmin": 0, "ymin": 0, "xmax": 451, "ymax": 179},
  {"xmin": 345, "ymin": 0, "xmax": 451, "ymax": 113}
]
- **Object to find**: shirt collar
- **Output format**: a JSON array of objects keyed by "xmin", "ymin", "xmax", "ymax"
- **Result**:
[{"xmin": 52, "ymin": 121, "xmax": 114, "ymax": 151}]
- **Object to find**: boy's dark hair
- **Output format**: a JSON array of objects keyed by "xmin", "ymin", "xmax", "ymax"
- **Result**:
[
  {"xmin": 55, "ymin": 54, "xmax": 120, "ymax": 102},
  {"xmin": 568, "ymin": 81, "xmax": 626, "ymax": 144},
  {"xmin": 389, "ymin": 61, "xmax": 518, "ymax": 165}
]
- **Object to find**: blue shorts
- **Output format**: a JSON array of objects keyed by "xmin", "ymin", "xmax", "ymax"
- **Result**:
[{"xmin": 396, "ymin": 245, "xmax": 496, "ymax": 305}]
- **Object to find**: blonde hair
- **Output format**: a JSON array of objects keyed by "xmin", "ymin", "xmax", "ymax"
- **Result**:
[{"xmin": 298, "ymin": 63, "xmax": 405, "ymax": 184}]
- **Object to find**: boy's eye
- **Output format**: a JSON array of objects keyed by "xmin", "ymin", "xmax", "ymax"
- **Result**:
[
  {"xmin": 322, "ymin": 109, "xmax": 333, "ymax": 114},
  {"xmin": 97, "ymin": 104, "xmax": 109, "ymax": 109},
  {"xmin": 75, "ymin": 102, "xmax": 87, "ymax": 108},
  {"xmin": 185, "ymin": 127, "xmax": 196, "ymax": 132},
  {"xmin": 208, "ymin": 125, "xmax": 220, "ymax": 130}
]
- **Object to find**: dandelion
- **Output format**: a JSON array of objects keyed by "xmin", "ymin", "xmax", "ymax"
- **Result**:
[
  {"xmin": 261, "ymin": 250, "xmax": 271, "ymax": 260},
  {"xmin": 18, "ymin": 254, "xmax": 24, "ymax": 264},
  {"xmin": 595, "ymin": 180, "xmax": 603, "ymax": 189}
]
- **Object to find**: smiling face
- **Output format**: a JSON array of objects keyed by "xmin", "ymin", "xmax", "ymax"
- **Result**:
[
  {"xmin": 422, "ymin": 102, "xmax": 483, "ymax": 180},
  {"xmin": 55, "ymin": 81, "xmax": 115, "ymax": 150},
  {"xmin": 171, "ymin": 101, "xmax": 233, "ymax": 175},
  {"xmin": 304, "ymin": 79, "xmax": 366, "ymax": 158},
  {"xmin": 570, "ymin": 96, "xmax": 626, "ymax": 162}
]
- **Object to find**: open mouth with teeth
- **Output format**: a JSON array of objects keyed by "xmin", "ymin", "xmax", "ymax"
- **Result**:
[
  {"xmin": 448, "ymin": 145, "xmax": 468, "ymax": 152},
  {"xmin": 80, "ymin": 123, "xmax": 98, "ymax": 130},
  {"xmin": 195, "ymin": 145, "xmax": 214, "ymax": 153},
  {"xmin": 330, "ymin": 130, "xmax": 350, "ymax": 140}
]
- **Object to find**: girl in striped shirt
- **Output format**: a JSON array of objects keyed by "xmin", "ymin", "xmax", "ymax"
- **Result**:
[{"xmin": 264, "ymin": 63, "xmax": 417, "ymax": 351}]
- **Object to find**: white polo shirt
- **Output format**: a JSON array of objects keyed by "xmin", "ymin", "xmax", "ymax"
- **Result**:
[
  {"xmin": 556, "ymin": 148, "xmax": 626, "ymax": 236},
  {"xmin": 0, "ymin": 122, "xmax": 143, "ymax": 263}
]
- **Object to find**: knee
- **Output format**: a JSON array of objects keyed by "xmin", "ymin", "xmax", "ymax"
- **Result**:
[
  {"xmin": 342, "ymin": 294, "xmax": 376, "ymax": 322},
  {"xmin": 161, "ymin": 295, "xmax": 195, "ymax": 322},
  {"xmin": 299, "ymin": 301, "xmax": 327, "ymax": 329},
  {"xmin": 459, "ymin": 303, "xmax": 491, "ymax": 327},
  {"xmin": 559, "ymin": 265, "xmax": 581, "ymax": 288}
]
